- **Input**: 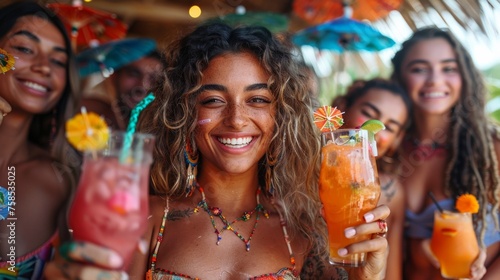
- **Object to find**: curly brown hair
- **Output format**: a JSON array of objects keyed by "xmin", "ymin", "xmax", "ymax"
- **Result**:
[{"xmin": 139, "ymin": 22, "xmax": 326, "ymax": 254}]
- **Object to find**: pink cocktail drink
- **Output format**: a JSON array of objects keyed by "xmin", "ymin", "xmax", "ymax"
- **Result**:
[{"xmin": 69, "ymin": 132, "xmax": 154, "ymax": 269}]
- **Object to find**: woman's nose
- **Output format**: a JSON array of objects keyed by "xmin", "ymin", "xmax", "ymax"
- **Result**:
[
  {"xmin": 426, "ymin": 67, "xmax": 445, "ymax": 86},
  {"xmin": 31, "ymin": 55, "xmax": 51, "ymax": 76},
  {"xmin": 223, "ymin": 103, "xmax": 248, "ymax": 129}
]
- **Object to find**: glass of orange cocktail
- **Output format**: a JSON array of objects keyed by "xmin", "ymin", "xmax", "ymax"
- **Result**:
[
  {"xmin": 430, "ymin": 210, "xmax": 479, "ymax": 279},
  {"xmin": 319, "ymin": 129, "xmax": 381, "ymax": 267}
]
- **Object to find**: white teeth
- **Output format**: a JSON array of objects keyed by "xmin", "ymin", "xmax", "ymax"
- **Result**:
[
  {"xmin": 24, "ymin": 81, "xmax": 48, "ymax": 92},
  {"xmin": 424, "ymin": 92, "xmax": 446, "ymax": 98},
  {"xmin": 218, "ymin": 137, "xmax": 253, "ymax": 148}
]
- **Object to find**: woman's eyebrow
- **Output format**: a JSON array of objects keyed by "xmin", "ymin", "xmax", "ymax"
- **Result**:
[
  {"xmin": 361, "ymin": 102, "xmax": 381, "ymax": 115},
  {"xmin": 12, "ymin": 30, "xmax": 39, "ymax": 42},
  {"xmin": 362, "ymin": 102, "xmax": 404, "ymax": 127},
  {"xmin": 200, "ymin": 84, "xmax": 226, "ymax": 92},
  {"xmin": 245, "ymin": 83, "xmax": 268, "ymax": 91},
  {"xmin": 11, "ymin": 29, "xmax": 67, "ymax": 53},
  {"xmin": 406, "ymin": 58, "xmax": 456, "ymax": 67},
  {"xmin": 200, "ymin": 83, "xmax": 268, "ymax": 92}
]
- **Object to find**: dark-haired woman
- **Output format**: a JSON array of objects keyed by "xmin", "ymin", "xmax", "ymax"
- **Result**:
[
  {"xmin": 0, "ymin": 1, "xmax": 80, "ymax": 278},
  {"xmin": 391, "ymin": 26, "xmax": 500, "ymax": 280}
]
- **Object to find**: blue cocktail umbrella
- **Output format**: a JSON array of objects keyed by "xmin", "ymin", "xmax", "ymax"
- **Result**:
[
  {"xmin": 76, "ymin": 38, "xmax": 156, "ymax": 78},
  {"xmin": 292, "ymin": 16, "xmax": 395, "ymax": 52}
]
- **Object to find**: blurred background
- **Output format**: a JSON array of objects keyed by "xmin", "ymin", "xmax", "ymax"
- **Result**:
[{"xmin": 4, "ymin": 0, "xmax": 500, "ymax": 119}]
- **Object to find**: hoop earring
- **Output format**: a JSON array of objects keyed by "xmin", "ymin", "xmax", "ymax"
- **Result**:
[
  {"xmin": 184, "ymin": 140, "xmax": 198, "ymax": 196},
  {"xmin": 265, "ymin": 132, "xmax": 286, "ymax": 196},
  {"xmin": 265, "ymin": 163, "xmax": 274, "ymax": 196}
]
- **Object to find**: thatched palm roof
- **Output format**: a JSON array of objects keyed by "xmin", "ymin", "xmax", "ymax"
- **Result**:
[
  {"xmin": 396, "ymin": 0, "xmax": 499, "ymax": 35},
  {"xmin": 28, "ymin": 0, "xmax": 498, "ymax": 42},
  {"xmin": 6, "ymin": 0, "xmax": 494, "ymax": 74}
]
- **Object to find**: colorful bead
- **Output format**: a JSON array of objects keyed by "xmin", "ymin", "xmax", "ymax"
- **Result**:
[
  {"xmin": 211, "ymin": 207, "xmax": 222, "ymax": 216},
  {"xmin": 242, "ymin": 212, "xmax": 251, "ymax": 221},
  {"xmin": 148, "ymin": 192, "xmax": 298, "ymax": 278},
  {"xmin": 196, "ymin": 186, "xmax": 268, "ymax": 251}
]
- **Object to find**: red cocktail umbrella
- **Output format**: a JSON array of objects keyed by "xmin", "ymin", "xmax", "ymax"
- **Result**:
[{"xmin": 47, "ymin": 3, "xmax": 127, "ymax": 51}]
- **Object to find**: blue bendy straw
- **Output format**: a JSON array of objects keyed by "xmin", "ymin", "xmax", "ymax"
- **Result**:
[{"xmin": 119, "ymin": 93, "xmax": 155, "ymax": 163}]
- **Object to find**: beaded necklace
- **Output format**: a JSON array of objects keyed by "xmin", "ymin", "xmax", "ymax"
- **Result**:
[
  {"xmin": 406, "ymin": 137, "xmax": 449, "ymax": 160},
  {"xmin": 194, "ymin": 186, "xmax": 269, "ymax": 251}
]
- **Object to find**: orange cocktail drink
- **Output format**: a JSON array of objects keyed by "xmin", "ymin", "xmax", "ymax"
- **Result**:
[
  {"xmin": 319, "ymin": 129, "xmax": 380, "ymax": 267},
  {"xmin": 430, "ymin": 210, "xmax": 479, "ymax": 279}
]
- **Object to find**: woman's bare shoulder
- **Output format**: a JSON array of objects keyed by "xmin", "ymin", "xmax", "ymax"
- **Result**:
[{"xmin": 17, "ymin": 146, "xmax": 70, "ymax": 197}]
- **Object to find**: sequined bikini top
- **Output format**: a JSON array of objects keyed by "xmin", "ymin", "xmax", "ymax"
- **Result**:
[{"xmin": 146, "ymin": 197, "xmax": 299, "ymax": 280}]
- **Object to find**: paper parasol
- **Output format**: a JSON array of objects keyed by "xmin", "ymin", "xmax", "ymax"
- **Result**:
[
  {"xmin": 0, "ymin": 48, "xmax": 16, "ymax": 74},
  {"xmin": 66, "ymin": 107, "xmax": 110, "ymax": 151},
  {"xmin": 293, "ymin": 0, "xmax": 402, "ymax": 24},
  {"xmin": 314, "ymin": 105, "xmax": 344, "ymax": 132},
  {"xmin": 292, "ymin": 16, "xmax": 395, "ymax": 53},
  {"xmin": 47, "ymin": 3, "xmax": 127, "ymax": 51},
  {"xmin": 76, "ymin": 38, "xmax": 156, "ymax": 78}
]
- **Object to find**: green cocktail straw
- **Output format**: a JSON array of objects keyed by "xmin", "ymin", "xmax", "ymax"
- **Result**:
[{"xmin": 119, "ymin": 93, "xmax": 155, "ymax": 163}]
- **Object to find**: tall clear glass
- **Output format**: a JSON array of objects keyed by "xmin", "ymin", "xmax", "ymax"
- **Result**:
[
  {"xmin": 430, "ymin": 210, "xmax": 480, "ymax": 279},
  {"xmin": 319, "ymin": 129, "xmax": 381, "ymax": 267},
  {"xmin": 69, "ymin": 131, "xmax": 155, "ymax": 269}
]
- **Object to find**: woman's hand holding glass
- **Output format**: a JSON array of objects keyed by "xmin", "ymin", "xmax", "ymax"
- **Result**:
[
  {"xmin": 340, "ymin": 204, "xmax": 390, "ymax": 280},
  {"xmin": 420, "ymin": 238, "xmax": 487, "ymax": 280},
  {"xmin": 43, "ymin": 242, "xmax": 128, "ymax": 280}
]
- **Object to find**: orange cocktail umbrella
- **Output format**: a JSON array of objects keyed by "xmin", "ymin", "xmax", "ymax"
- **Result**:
[
  {"xmin": 314, "ymin": 106, "xmax": 344, "ymax": 132},
  {"xmin": 293, "ymin": 0, "xmax": 402, "ymax": 24}
]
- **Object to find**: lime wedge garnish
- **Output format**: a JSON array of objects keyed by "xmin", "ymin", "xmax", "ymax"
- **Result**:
[
  {"xmin": 360, "ymin": 119, "xmax": 386, "ymax": 135},
  {"xmin": 360, "ymin": 119, "xmax": 385, "ymax": 141},
  {"xmin": 360, "ymin": 119, "xmax": 385, "ymax": 156}
]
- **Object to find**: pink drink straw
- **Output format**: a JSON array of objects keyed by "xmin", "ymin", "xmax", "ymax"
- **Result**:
[{"xmin": 119, "ymin": 93, "xmax": 155, "ymax": 163}]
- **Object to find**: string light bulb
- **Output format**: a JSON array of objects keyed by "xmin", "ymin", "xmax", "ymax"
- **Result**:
[{"xmin": 189, "ymin": 5, "xmax": 202, "ymax": 18}]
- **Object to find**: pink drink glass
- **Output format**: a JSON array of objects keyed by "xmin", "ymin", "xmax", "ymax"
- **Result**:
[{"xmin": 69, "ymin": 131, "xmax": 155, "ymax": 269}]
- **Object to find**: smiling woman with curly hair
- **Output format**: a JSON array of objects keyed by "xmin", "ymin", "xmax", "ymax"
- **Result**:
[{"xmin": 44, "ymin": 22, "xmax": 390, "ymax": 280}]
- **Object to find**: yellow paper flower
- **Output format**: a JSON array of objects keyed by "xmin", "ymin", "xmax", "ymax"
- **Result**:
[
  {"xmin": 66, "ymin": 110, "xmax": 110, "ymax": 151},
  {"xmin": 0, "ymin": 48, "xmax": 16, "ymax": 74},
  {"xmin": 456, "ymin": 193, "xmax": 480, "ymax": 214}
]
